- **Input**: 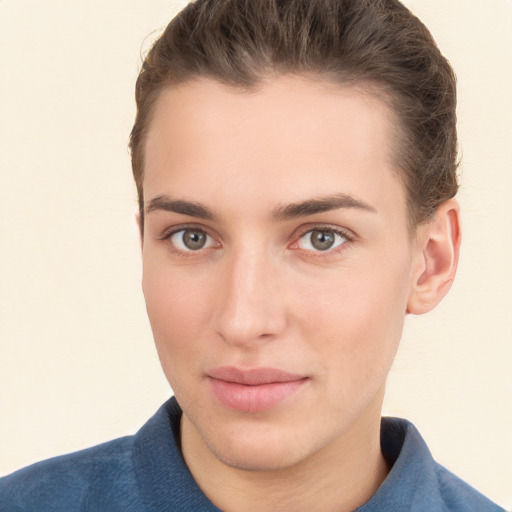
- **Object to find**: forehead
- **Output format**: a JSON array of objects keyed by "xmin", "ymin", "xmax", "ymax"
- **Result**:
[{"xmin": 143, "ymin": 76, "xmax": 407, "ymax": 224}]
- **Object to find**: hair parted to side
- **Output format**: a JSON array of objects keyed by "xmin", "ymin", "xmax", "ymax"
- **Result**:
[{"xmin": 130, "ymin": 0, "xmax": 458, "ymax": 227}]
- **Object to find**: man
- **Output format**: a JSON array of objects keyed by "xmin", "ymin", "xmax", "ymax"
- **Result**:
[{"xmin": 0, "ymin": 0, "xmax": 506, "ymax": 510}]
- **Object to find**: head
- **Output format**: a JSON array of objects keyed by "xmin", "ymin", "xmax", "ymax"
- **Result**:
[
  {"xmin": 130, "ymin": 0, "xmax": 458, "ymax": 231},
  {"xmin": 131, "ymin": 0, "xmax": 460, "ymax": 475}
]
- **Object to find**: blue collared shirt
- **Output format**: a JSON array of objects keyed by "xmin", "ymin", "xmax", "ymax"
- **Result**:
[{"xmin": 0, "ymin": 397, "xmax": 505, "ymax": 511}]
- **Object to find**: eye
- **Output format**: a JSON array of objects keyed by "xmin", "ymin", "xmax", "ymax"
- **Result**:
[
  {"xmin": 169, "ymin": 228, "xmax": 216, "ymax": 251},
  {"xmin": 296, "ymin": 229, "xmax": 348, "ymax": 252}
]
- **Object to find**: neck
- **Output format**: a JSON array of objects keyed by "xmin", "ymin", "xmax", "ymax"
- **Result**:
[{"xmin": 181, "ymin": 395, "xmax": 389, "ymax": 512}]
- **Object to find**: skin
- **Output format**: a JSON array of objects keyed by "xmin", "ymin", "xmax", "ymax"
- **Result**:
[{"xmin": 140, "ymin": 76, "xmax": 460, "ymax": 512}]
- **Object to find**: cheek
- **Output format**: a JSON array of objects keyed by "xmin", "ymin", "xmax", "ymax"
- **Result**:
[
  {"xmin": 141, "ymin": 261, "xmax": 215, "ymax": 376},
  {"xmin": 294, "ymin": 260, "xmax": 410, "ymax": 384}
]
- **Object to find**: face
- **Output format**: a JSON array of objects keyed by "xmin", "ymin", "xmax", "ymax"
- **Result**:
[{"xmin": 141, "ymin": 76, "xmax": 421, "ymax": 471}]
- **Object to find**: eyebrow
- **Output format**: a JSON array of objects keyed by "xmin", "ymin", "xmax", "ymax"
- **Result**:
[
  {"xmin": 145, "ymin": 196, "xmax": 218, "ymax": 221},
  {"xmin": 145, "ymin": 193, "xmax": 376, "ymax": 222},
  {"xmin": 270, "ymin": 193, "xmax": 377, "ymax": 221}
]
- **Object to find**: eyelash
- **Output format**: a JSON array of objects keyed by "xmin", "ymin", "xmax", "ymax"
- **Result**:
[{"xmin": 159, "ymin": 224, "xmax": 353, "ymax": 257}]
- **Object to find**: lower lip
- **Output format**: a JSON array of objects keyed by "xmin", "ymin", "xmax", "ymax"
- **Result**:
[{"xmin": 208, "ymin": 377, "xmax": 308, "ymax": 413}]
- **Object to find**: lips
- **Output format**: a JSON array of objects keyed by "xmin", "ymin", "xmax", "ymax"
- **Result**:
[{"xmin": 207, "ymin": 367, "xmax": 308, "ymax": 412}]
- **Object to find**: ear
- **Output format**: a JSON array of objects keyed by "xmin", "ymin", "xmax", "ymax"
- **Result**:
[{"xmin": 407, "ymin": 199, "xmax": 461, "ymax": 315}]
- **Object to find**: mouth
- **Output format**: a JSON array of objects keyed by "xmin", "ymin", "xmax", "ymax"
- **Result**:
[{"xmin": 207, "ymin": 367, "xmax": 309, "ymax": 413}]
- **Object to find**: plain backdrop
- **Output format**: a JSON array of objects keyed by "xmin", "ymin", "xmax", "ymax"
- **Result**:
[{"xmin": 0, "ymin": 0, "xmax": 511, "ymax": 508}]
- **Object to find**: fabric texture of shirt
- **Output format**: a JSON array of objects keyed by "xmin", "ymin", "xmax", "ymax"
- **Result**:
[{"xmin": 0, "ymin": 397, "xmax": 505, "ymax": 511}]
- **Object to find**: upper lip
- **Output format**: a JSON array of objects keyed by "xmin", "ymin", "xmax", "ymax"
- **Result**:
[{"xmin": 208, "ymin": 366, "xmax": 306, "ymax": 386}]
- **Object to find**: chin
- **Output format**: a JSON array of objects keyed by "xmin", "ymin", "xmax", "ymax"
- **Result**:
[
  {"xmin": 209, "ymin": 440, "xmax": 306, "ymax": 472},
  {"xmin": 199, "ymin": 419, "xmax": 316, "ymax": 472}
]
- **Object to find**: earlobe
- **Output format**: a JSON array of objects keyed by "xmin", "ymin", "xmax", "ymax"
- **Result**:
[{"xmin": 407, "ymin": 199, "xmax": 461, "ymax": 315}]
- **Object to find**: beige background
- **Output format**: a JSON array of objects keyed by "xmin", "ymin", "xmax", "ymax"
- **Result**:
[{"xmin": 0, "ymin": 0, "xmax": 511, "ymax": 508}]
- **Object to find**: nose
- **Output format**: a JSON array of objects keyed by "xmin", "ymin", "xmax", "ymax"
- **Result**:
[{"xmin": 213, "ymin": 247, "xmax": 288, "ymax": 348}]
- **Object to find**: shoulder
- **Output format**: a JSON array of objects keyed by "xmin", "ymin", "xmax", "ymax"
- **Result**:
[
  {"xmin": 433, "ymin": 463, "xmax": 506, "ymax": 512},
  {"xmin": 0, "ymin": 436, "xmax": 142, "ymax": 512},
  {"xmin": 369, "ymin": 418, "xmax": 506, "ymax": 512},
  {"xmin": 0, "ymin": 398, "xmax": 220, "ymax": 512}
]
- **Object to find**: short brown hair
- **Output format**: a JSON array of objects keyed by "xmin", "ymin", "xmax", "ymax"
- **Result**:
[{"xmin": 130, "ymin": 0, "xmax": 458, "ymax": 226}]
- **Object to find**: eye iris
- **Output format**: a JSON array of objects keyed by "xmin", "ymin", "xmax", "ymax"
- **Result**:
[
  {"xmin": 311, "ymin": 230, "xmax": 335, "ymax": 251},
  {"xmin": 183, "ymin": 230, "xmax": 206, "ymax": 250}
]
